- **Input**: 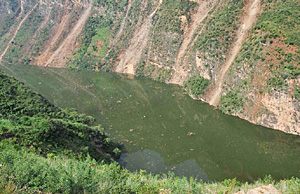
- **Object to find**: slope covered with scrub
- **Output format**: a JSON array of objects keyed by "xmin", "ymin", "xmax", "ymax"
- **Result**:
[
  {"xmin": 220, "ymin": 0, "xmax": 300, "ymax": 134},
  {"xmin": 0, "ymin": 0, "xmax": 299, "ymax": 134}
]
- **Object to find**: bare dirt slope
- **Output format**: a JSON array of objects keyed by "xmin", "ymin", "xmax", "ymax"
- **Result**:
[
  {"xmin": 0, "ymin": 3, "xmax": 38, "ymax": 64},
  {"xmin": 169, "ymin": 0, "xmax": 215, "ymax": 85},
  {"xmin": 205, "ymin": 0, "xmax": 261, "ymax": 106},
  {"xmin": 42, "ymin": 4, "xmax": 92, "ymax": 67},
  {"xmin": 115, "ymin": 0, "xmax": 163, "ymax": 75},
  {"xmin": 35, "ymin": 1, "xmax": 71, "ymax": 66}
]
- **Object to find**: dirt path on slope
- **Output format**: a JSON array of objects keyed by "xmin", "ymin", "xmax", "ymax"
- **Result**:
[
  {"xmin": 43, "ymin": 4, "xmax": 92, "ymax": 67},
  {"xmin": 115, "ymin": 0, "xmax": 163, "ymax": 75},
  {"xmin": 206, "ymin": 0, "xmax": 261, "ymax": 107},
  {"xmin": 0, "ymin": 3, "xmax": 38, "ymax": 64},
  {"xmin": 169, "ymin": 1, "xmax": 215, "ymax": 85}
]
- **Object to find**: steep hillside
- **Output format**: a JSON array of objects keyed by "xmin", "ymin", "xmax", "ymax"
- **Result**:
[
  {"xmin": 0, "ymin": 0, "xmax": 299, "ymax": 135},
  {"xmin": 0, "ymin": 0, "xmax": 91, "ymax": 66},
  {"xmin": 0, "ymin": 70, "xmax": 120, "ymax": 161},
  {"xmin": 220, "ymin": 0, "xmax": 300, "ymax": 135}
]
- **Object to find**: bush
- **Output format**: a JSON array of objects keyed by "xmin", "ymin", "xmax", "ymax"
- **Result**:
[
  {"xmin": 184, "ymin": 75, "xmax": 209, "ymax": 97},
  {"xmin": 0, "ymin": 72, "xmax": 120, "ymax": 161},
  {"xmin": 220, "ymin": 91, "xmax": 244, "ymax": 114},
  {"xmin": 0, "ymin": 143, "xmax": 101, "ymax": 193}
]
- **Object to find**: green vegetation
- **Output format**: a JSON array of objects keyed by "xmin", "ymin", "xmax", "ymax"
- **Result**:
[
  {"xmin": 221, "ymin": 0, "xmax": 300, "ymax": 114},
  {"xmin": 0, "ymin": 0, "xmax": 19, "ymax": 37},
  {"xmin": 261, "ymin": 0, "xmax": 300, "ymax": 92},
  {"xmin": 256, "ymin": 0, "xmax": 300, "ymax": 46},
  {"xmin": 295, "ymin": 86, "xmax": 300, "ymax": 101},
  {"xmin": 3, "ymin": 8, "xmax": 44, "ymax": 65},
  {"xmin": 72, "ymin": 15, "xmax": 111, "ymax": 70},
  {"xmin": 73, "ymin": 0, "xmax": 129, "ymax": 71},
  {"xmin": 195, "ymin": 0, "xmax": 246, "ymax": 68},
  {"xmin": 135, "ymin": 61, "xmax": 148, "ymax": 77},
  {"xmin": 153, "ymin": 68, "xmax": 173, "ymax": 82},
  {"xmin": 147, "ymin": 0, "xmax": 198, "ymax": 68},
  {"xmin": 2, "ymin": 140, "xmax": 300, "ymax": 193},
  {"xmin": 220, "ymin": 91, "xmax": 244, "ymax": 114},
  {"xmin": 0, "ymin": 71, "xmax": 120, "ymax": 161},
  {"xmin": 184, "ymin": 75, "xmax": 209, "ymax": 97},
  {"xmin": 89, "ymin": 27, "xmax": 110, "ymax": 58},
  {"xmin": 1, "ymin": 69, "xmax": 300, "ymax": 193},
  {"xmin": 1, "ymin": 4, "xmax": 59, "ymax": 66},
  {"xmin": 135, "ymin": 62, "xmax": 173, "ymax": 82},
  {"xmin": 153, "ymin": 0, "xmax": 197, "ymax": 34}
]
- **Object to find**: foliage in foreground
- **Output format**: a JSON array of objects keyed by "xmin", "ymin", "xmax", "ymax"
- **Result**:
[
  {"xmin": 0, "ymin": 72, "xmax": 120, "ymax": 161},
  {"xmin": 1, "ymin": 70, "xmax": 300, "ymax": 193},
  {"xmin": 1, "ymin": 142, "xmax": 300, "ymax": 194}
]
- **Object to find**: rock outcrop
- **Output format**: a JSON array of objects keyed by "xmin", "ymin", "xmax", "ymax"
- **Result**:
[{"xmin": 236, "ymin": 184, "xmax": 281, "ymax": 194}]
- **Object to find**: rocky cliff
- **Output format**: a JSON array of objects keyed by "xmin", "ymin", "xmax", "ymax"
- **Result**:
[{"xmin": 0, "ymin": 0, "xmax": 299, "ymax": 135}]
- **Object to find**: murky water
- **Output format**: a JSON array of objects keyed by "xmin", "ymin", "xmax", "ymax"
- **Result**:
[{"xmin": 1, "ymin": 64, "xmax": 300, "ymax": 182}]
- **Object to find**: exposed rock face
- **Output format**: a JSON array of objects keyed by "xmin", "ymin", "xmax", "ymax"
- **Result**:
[
  {"xmin": 0, "ymin": 0, "xmax": 299, "ymax": 136},
  {"xmin": 236, "ymin": 184, "xmax": 281, "ymax": 194},
  {"xmin": 246, "ymin": 92, "xmax": 300, "ymax": 135}
]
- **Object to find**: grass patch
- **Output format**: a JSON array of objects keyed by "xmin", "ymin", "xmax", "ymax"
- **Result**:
[{"xmin": 87, "ymin": 27, "xmax": 110, "ymax": 58}]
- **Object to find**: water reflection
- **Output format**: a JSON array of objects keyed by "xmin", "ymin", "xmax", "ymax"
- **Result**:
[{"xmin": 119, "ymin": 149, "xmax": 209, "ymax": 181}]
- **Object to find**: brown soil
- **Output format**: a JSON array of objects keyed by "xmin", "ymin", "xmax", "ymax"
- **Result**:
[
  {"xmin": 37, "ymin": 3, "xmax": 92, "ymax": 67},
  {"xmin": 35, "ymin": 1, "xmax": 72, "ymax": 66},
  {"xmin": 115, "ymin": 0, "xmax": 163, "ymax": 75},
  {"xmin": 169, "ymin": 0, "xmax": 215, "ymax": 85},
  {"xmin": 205, "ymin": 0, "xmax": 261, "ymax": 106}
]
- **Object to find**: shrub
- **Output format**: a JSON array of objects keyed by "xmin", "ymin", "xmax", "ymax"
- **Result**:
[
  {"xmin": 220, "ymin": 91, "xmax": 244, "ymax": 114},
  {"xmin": 184, "ymin": 75, "xmax": 209, "ymax": 97}
]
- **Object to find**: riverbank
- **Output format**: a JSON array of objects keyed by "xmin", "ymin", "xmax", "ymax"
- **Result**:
[
  {"xmin": 1, "ymin": 65, "xmax": 300, "ymax": 181},
  {"xmin": 1, "ymin": 69, "xmax": 299, "ymax": 193}
]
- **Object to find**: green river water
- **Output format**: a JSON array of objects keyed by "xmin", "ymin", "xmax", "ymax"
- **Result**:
[{"xmin": 1, "ymin": 64, "xmax": 300, "ymax": 182}]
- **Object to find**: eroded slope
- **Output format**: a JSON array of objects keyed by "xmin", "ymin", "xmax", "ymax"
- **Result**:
[{"xmin": 0, "ymin": 0, "xmax": 299, "ymax": 135}]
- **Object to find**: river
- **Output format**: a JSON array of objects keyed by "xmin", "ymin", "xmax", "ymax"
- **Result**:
[{"xmin": 1, "ymin": 64, "xmax": 300, "ymax": 182}]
